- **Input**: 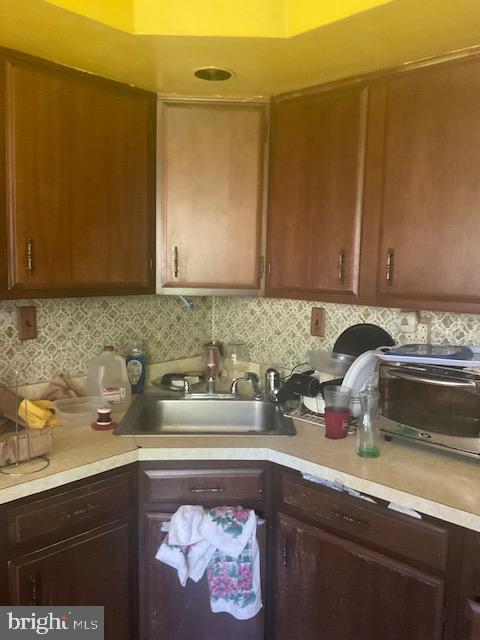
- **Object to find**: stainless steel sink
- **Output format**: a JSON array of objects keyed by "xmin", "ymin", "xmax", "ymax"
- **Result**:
[{"xmin": 114, "ymin": 394, "xmax": 295, "ymax": 436}]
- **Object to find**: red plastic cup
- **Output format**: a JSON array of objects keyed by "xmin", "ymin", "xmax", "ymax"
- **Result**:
[
  {"xmin": 324, "ymin": 409, "xmax": 350, "ymax": 439},
  {"xmin": 324, "ymin": 385, "xmax": 351, "ymax": 439}
]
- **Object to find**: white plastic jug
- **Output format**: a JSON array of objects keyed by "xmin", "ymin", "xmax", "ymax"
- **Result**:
[{"xmin": 86, "ymin": 346, "xmax": 131, "ymax": 410}]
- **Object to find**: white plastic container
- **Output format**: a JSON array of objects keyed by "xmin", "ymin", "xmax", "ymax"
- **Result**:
[
  {"xmin": 86, "ymin": 346, "xmax": 131, "ymax": 410},
  {"xmin": 53, "ymin": 397, "xmax": 105, "ymax": 427}
]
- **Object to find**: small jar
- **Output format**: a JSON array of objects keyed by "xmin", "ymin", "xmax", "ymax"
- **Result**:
[{"xmin": 96, "ymin": 407, "xmax": 112, "ymax": 426}]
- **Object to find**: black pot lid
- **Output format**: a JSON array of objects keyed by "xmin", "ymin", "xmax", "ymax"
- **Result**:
[{"xmin": 333, "ymin": 323, "xmax": 395, "ymax": 358}]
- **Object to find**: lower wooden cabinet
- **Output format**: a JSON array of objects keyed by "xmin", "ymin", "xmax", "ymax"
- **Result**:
[
  {"xmin": 458, "ymin": 531, "xmax": 480, "ymax": 639},
  {"xmin": 8, "ymin": 520, "xmax": 134, "ymax": 640},
  {"xmin": 1, "ymin": 462, "xmax": 480, "ymax": 640},
  {"xmin": 139, "ymin": 463, "xmax": 269, "ymax": 640},
  {"xmin": 0, "ymin": 467, "xmax": 137, "ymax": 640},
  {"xmin": 142, "ymin": 511, "xmax": 266, "ymax": 640},
  {"xmin": 272, "ymin": 511, "xmax": 444, "ymax": 640}
]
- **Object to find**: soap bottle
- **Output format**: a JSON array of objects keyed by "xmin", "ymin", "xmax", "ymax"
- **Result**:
[
  {"xmin": 86, "ymin": 346, "xmax": 131, "ymax": 410},
  {"xmin": 357, "ymin": 377, "xmax": 380, "ymax": 458},
  {"xmin": 126, "ymin": 339, "xmax": 146, "ymax": 394}
]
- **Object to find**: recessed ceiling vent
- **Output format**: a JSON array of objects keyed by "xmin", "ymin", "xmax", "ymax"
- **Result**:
[{"xmin": 194, "ymin": 67, "xmax": 234, "ymax": 81}]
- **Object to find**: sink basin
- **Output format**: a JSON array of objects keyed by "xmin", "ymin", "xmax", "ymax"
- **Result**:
[{"xmin": 114, "ymin": 394, "xmax": 295, "ymax": 436}]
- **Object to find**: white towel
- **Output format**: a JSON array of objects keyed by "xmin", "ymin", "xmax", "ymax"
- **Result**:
[
  {"xmin": 156, "ymin": 505, "xmax": 262, "ymax": 620},
  {"xmin": 200, "ymin": 505, "xmax": 257, "ymax": 557}
]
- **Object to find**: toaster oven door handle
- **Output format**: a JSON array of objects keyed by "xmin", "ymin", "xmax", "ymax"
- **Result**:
[{"xmin": 389, "ymin": 369, "xmax": 477, "ymax": 388}]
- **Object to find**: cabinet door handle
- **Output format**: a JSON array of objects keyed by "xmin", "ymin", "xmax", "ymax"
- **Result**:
[
  {"xmin": 25, "ymin": 239, "xmax": 33, "ymax": 275},
  {"xmin": 332, "ymin": 510, "xmax": 370, "ymax": 528},
  {"xmin": 282, "ymin": 532, "xmax": 288, "ymax": 567},
  {"xmin": 385, "ymin": 249, "xmax": 394, "ymax": 285},
  {"xmin": 189, "ymin": 487, "xmax": 225, "ymax": 494},
  {"xmin": 63, "ymin": 502, "xmax": 99, "ymax": 520},
  {"xmin": 173, "ymin": 246, "xmax": 179, "ymax": 278},
  {"xmin": 30, "ymin": 572, "xmax": 40, "ymax": 605},
  {"xmin": 337, "ymin": 250, "xmax": 345, "ymax": 285}
]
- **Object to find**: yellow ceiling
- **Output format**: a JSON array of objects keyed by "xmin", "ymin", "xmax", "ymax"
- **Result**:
[
  {"xmin": 44, "ymin": 0, "xmax": 394, "ymax": 37},
  {"xmin": 0, "ymin": 0, "xmax": 480, "ymax": 97}
]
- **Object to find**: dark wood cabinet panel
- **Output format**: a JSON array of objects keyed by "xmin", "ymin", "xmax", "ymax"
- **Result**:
[
  {"xmin": 362, "ymin": 56, "xmax": 480, "ymax": 310},
  {"xmin": 1, "ymin": 50, "xmax": 156, "ymax": 299},
  {"xmin": 277, "ymin": 470, "xmax": 449, "ymax": 572},
  {"xmin": 142, "ymin": 467, "xmax": 264, "ymax": 504},
  {"xmin": 266, "ymin": 85, "xmax": 367, "ymax": 301},
  {"xmin": 458, "ymin": 531, "xmax": 480, "ymax": 639},
  {"xmin": 142, "ymin": 511, "xmax": 265, "ymax": 640},
  {"xmin": 8, "ymin": 520, "xmax": 134, "ymax": 640},
  {"xmin": 272, "ymin": 511, "xmax": 445, "ymax": 640},
  {"xmin": 160, "ymin": 102, "xmax": 265, "ymax": 291}
]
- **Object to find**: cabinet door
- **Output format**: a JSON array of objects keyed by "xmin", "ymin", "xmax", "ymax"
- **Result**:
[
  {"xmin": 142, "ymin": 511, "xmax": 265, "ymax": 640},
  {"xmin": 364, "ymin": 57, "xmax": 480, "ymax": 309},
  {"xmin": 458, "ymin": 531, "xmax": 480, "ymax": 639},
  {"xmin": 3, "ymin": 55, "xmax": 155, "ymax": 298},
  {"xmin": 8, "ymin": 520, "xmax": 134, "ymax": 640},
  {"xmin": 161, "ymin": 102, "xmax": 265, "ymax": 290},
  {"xmin": 272, "ymin": 512, "xmax": 445, "ymax": 640},
  {"xmin": 266, "ymin": 85, "xmax": 367, "ymax": 300}
]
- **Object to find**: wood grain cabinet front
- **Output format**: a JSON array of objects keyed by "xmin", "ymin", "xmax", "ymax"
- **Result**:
[
  {"xmin": 0, "ymin": 48, "xmax": 156, "ymax": 299},
  {"xmin": 361, "ymin": 55, "xmax": 480, "ymax": 312},
  {"xmin": 266, "ymin": 84, "xmax": 368, "ymax": 302},
  {"xmin": 272, "ymin": 511, "xmax": 445, "ymax": 640},
  {"xmin": 159, "ymin": 101, "xmax": 266, "ymax": 293}
]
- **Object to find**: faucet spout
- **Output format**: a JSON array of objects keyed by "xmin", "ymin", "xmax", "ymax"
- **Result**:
[{"xmin": 230, "ymin": 372, "xmax": 263, "ymax": 400}]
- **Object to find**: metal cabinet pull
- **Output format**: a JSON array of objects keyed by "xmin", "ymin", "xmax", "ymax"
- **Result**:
[
  {"xmin": 282, "ymin": 532, "xmax": 288, "ymax": 567},
  {"xmin": 63, "ymin": 502, "xmax": 99, "ymax": 520},
  {"xmin": 386, "ymin": 249, "xmax": 394, "ymax": 285},
  {"xmin": 189, "ymin": 487, "xmax": 224, "ymax": 494},
  {"xmin": 332, "ymin": 510, "xmax": 370, "ymax": 528},
  {"xmin": 173, "ymin": 246, "xmax": 179, "ymax": 278},
  {"xmin": 30, "ymin": 572, "xmax": 40, "ymax": 605},
  {"xmin": 337, "ymin": 250, "xmax": 345, "ymax": 285},
  {"xmin": 25, "ymin": 239, "xmax": 33, "ymax": 275}
]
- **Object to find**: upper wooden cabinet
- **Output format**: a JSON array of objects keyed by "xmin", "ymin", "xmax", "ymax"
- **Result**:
[
  {"xmin": 159, "ymin": 101, "xmax": 266, "ymax": 293},
  {"xmin": 266, "ymin": 85, "xmax": 368, "ymax": 301},
  {"xmin": 0, "ymin": 49, "xmax": 156, "ymax": 299},
  {"xmin": 361, "ymin": 56, "xmax": 480, "ymax": 311}
]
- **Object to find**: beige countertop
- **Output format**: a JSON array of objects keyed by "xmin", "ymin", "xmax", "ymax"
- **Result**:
[{"xmin": 0, "ymin": 420, "xmax": 479, "ymax": 532}]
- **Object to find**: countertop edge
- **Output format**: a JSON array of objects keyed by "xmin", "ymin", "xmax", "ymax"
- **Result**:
[{"xmin": 1, "ymin": 445, "xmax": 479, "ymax": 533}]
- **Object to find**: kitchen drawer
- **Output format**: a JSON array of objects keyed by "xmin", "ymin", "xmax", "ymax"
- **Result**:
[
  {"xmin": 142, "ymin": 468, "xmax": 264, "ymax": 504},
  {"xmin": 7, "ymin": 472, "xmax": 132, "ymax": 547},
  {"xmin": 278, "ymin": 470, "xmax": 448, "ymax": 572}
]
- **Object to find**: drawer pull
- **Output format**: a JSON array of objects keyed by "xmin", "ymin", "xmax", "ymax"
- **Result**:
[
  {"xmin": 332, "ymin": 510, "xmax": 370, "ymax": 528},
  {"xmin": 63, "ymin": 503, "xmax": 99, "ymax": 520},
  {"xmin": 282, "ymin": 533, "xmax": 288, "ymax": 567},
  {"xmin": 30, "ymin": 572, "xmax": 40, "ymax": 605},
  {"xmin": 173, "ymin": 246, "xmax": 179, "ymax": 278},
  {"xmin": 337, "ymin": 250, "xmax": 345, "ymax": 285},
  {"xmin": 25, "ymin": 238, "xmax": 33, "ymax": 275},
  {"xmin": 385, "ymin": 249, "xmax": 394, "ymax": 285},
  {"xmin": 189, "ymin": 487, "xmax": 225, "ymax": 494}
]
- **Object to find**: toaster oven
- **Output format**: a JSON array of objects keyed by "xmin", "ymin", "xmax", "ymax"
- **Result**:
[{"xmin": 378, "ymin": 360, "xmax": 480, "ymax": 458}]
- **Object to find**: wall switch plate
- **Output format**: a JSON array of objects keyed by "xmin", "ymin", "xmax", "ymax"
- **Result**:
[
  {"xmin": 398, "ymin": 310, "xmax": 418, "ymax": 334},
  {"xmin": 310, "ymin": 307, "xmax": 325, "ymax": 337},
  {"xmin": 16, "ymin": 306, "xmax": 37, "ymax": 340}
]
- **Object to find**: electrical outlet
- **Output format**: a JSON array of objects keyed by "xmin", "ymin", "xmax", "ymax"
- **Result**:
[
  {"xmin": 16, "ymin": 306, "xmax": 37, "ymax": 340},
  {"xmin": 416, "ymin": 322, "xmax": 430, "ymax": 344},
  {"xmin": 310, "ymin": 307, "xmax": 325, "ymax": 337}
]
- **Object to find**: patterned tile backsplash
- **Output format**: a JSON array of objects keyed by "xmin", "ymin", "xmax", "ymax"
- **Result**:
[
  {"xmin": 0, "ymin": 296, "xmax": 212, "ymax": 385},
  {"xmin": 2, "ymin": 293, "xmax": 480, "ymax": 384},
  {"xmin": 212, "ymin": 297, "xmax": 480, "ymax": 368}
]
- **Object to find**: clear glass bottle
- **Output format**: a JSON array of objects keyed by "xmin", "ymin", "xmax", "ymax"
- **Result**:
[{"xmin": 357, "ymin": 378, "xmax": 380, "ymax": 458}]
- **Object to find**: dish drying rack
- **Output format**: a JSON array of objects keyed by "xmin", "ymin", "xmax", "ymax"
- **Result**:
[{"xmin": 0, "ymin": 370, "xmax": 52, "ymax": 476}]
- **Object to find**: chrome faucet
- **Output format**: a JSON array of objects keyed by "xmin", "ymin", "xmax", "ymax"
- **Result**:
[
  {"xmin": 206, "ymin": 375, "xmax": 216, "ymax": 394},
  {"xmin": 181, "ymin": 378, "xmax": 192, "ymax": 395},
  {"xmin": 230, "ymin": 372, "xmax": 263, "ymax": 400}
]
